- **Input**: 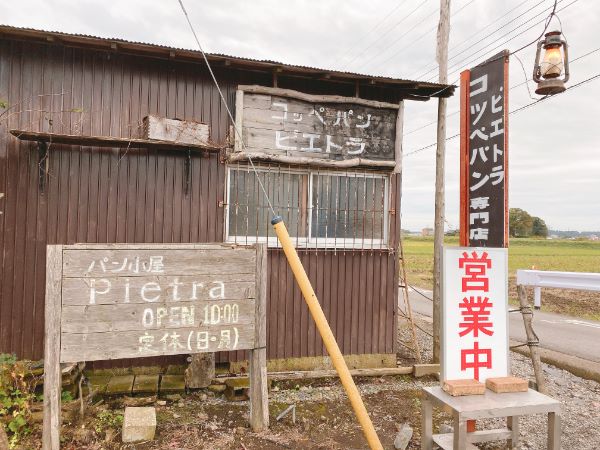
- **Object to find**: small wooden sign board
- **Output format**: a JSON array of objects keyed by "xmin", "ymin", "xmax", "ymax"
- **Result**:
[{"xmin": 42, "ymin": 243, "xmax": 268, "ymax": 450}]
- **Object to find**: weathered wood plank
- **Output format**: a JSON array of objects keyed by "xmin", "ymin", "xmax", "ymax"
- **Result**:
[
  {"xmin": 249, "ymin": 244, "xmax": 269, "ymax": 431},
  {"xmin": 394, "ymin": 101, "xmax": 404, "ymax": 174},
  {"xmin": 62, "ymin": 248, "xmax": 256, "ymax": 278},
  {"xmin": 143, "ymin": 115, "xmax": 210, "ymax": 146},
  {"xmin": 61, "ymin": 276, "xmax": 254, "ymax": 305},
  {"xmin": 61, "ymin": 299, "xmax": 255, "ymax": 333},
  {"xmin": 43, "ymin": 245, "xmax": 62, "ymax": 450},
  {"xmin": 227, "ymin": 151, "xmax": 396, "ymax": 169},
  {"xmin": 238, "ymin": 85, "xmax": 401, "ymax": 110},
  {"xmin": 10, "ymin": 129, "xmax": 222, "ymax": 152},
  {"xmin": 60, "ymin": 323, "xmax": 255, "ymax": 362},
  {"xmin": 234, "ymin": 90, "xmax": 244, "ymax": 152}
]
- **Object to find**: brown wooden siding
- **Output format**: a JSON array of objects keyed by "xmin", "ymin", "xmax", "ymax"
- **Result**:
[{"xmin": 0, "ymin": 37, "xmax": 400, "ymax": 367}]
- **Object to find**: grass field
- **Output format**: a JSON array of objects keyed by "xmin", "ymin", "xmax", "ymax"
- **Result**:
[{"xmin": 402, "ymin": 236, "xmax": 600, "ymax": 320}]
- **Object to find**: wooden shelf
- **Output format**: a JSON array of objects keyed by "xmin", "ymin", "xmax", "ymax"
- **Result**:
[{"xmin": 9, "ymin": 129, "xmax": 223, "ymax": 152}]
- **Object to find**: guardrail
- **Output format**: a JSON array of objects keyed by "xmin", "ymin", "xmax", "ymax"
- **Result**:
[{"xmin": 516, "ymin": 270, "xmax": 600, "ymax": 309}]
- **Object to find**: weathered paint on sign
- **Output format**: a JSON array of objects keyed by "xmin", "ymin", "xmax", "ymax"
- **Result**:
[
  {"xmin": 58, "ymin": 245, "xmax": 257, "ymax": 363},
  {"xmin": 460, "ymin": 51, "xmax": 509, "ymax": 248},
  {"xmin": 240, "ymin": 92, "xmax": 397, "ymax": 161},
  {"xmin": 442, "ymin": 247, "xmax": 509, "ymax": 382}
]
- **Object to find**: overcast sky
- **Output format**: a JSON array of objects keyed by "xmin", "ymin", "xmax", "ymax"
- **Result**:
[{"xmin": 4, "ymin": 0, "xmax": 599, "ymax": 231}]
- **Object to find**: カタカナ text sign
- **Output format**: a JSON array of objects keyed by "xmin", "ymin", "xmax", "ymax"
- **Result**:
[
  {"xmin": 58, "ymin": 245, "xmax": 257, "ymax": 362},
  {"xmin": 442, "ymin": 247, "xmax": 508, "ymax": 382},
  {"xmin": 236, "ymin": 88, "xmax": 397, "ymax": 163},
  {"xmin": 460, "ymin": 51, "xmax": 509, "ymax": 247}
]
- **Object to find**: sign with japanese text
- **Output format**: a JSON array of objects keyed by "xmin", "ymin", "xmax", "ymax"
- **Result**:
[
  {"xmin": 460, "ymin": 51, "xmax": 509, "ymax": 247},
  {"xmin": 237, "ymin": 89, "xmax": 397, "ymax": 162},
  {"xmin": 55, "ymin": 244, "xmax": 258, "ymax": 362},
  {"xmin": 442, "ymin": 247, "xmax": 508, "ymax": 382}
]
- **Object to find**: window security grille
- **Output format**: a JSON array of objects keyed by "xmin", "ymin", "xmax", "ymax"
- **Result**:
[{"xmin": 225, "ymin": 165, "xmax": 390, "ymax": 249}]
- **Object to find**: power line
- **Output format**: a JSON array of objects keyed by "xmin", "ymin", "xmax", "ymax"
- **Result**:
[
  {"xmin": 341, "ymin": 0, "xmax": 430, "ymax": 69},
  {"xmin": 404, "ymin": 46, "xmax": 600, "ymax": 136},
  {"xmin": 332, "ymin": 0, "xmax": 411, "ymax": 67},
  {"xmin": 424, "ymin": 0, "xmax": 576, "ymax": 83},
  {"xmin": 414, "ymin": 0, "xmax": 548, "ymax": 80},
  {"xmin": 407, "ymin": 0, "xmax": 536, "ymax": 79},
  {"xmin": 404, "ymin": 71, "xmax": 600, "ymax": 156},
  {"xmin": 354, "ymin": 4, "xmax": 442, "ymax": 71}
]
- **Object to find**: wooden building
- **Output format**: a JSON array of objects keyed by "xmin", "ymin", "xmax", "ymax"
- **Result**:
[{"xmin": 0, "ymin": 26, "xmax": 454, "ymax": 370}]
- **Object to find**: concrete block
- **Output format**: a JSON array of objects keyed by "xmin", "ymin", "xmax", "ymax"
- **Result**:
[
  {"xmin": 442, "ymin": 379, "xmax": 485, "ymax": 396},
  {"xmin": 133, "ymin": 375, "xmax": 160, "ymax": 394},
  {"xmin": 486, "ymin": 376, "xmax": 528, "ymax": 393},
  {"xmin": 84, "ymin": 375, "xmax": 110, "ymax": 395},
  {"xmin": 122, "ymin": 407, "xmax": 156, "ymax": 443},
  {"xmin": 160, "ymin": 375, "xmax": 185, "ymax": 393},
  {"xmin": 106, "ymin": 375, "xmax": 134, "ymax": 395},
  {"xmin": 393, "ymin": 422, "xmax": 413, "ymax": 449},
  {"xmin": 414, "ymin": 364, "xmax": 440, "ymax": 378}
]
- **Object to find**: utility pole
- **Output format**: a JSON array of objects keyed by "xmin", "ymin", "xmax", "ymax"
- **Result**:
[{"xmin": 433, "ymin": 0, "xmax": 451, "ymax": 363}]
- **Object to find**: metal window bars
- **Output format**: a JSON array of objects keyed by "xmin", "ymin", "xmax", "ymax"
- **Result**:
[{"xmin": 225, "ymin": 163, "xmax": 390, "ymax": 250}]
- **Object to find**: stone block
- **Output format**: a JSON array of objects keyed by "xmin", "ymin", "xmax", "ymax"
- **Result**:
[
  {"xmin": 414, "ymin": 364, "xmax": 440, "ymax": 378},
  {"xmin": 84, "ymin": 375, "xmax": 110, "ymax": 395},
  {"xmin": 486, "ymin": 376, "xmax": 528, "ymax": 393},
  {"xmin": 106, "ymin": 375, "xmax": 135, "ymax": 395},
  {"xmin": 442, "ymin": 379, "xmax": 485, "ymax": 396},
  {"xmin": 160, "ymin": 375, "xmax": 185, "ymax": 393},
  {"xmin": 122, "ymin": 407, "xmax": 156, "ymax": 443},
  {"xmin": 393, "ymin": 423, "xmax": 413, "ymax": 450},
  {"xmin": 133, "ymin": 375, "xmax": 160, "ymax": 394},
  {"xmin": 185, "ymin": 353, "xmax": 215, "ymax": 389}
]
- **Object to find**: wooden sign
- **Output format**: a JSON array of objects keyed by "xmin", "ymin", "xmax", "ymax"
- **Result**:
[
  {"xmin": 234, "ymin": 85, "xmax": 398, "ymax": 166},
  {"xmin": 43, "ymin": 244, "xmax": 268, "ymax": 449},
  {"xmin": 442, "ymin": 247, "xmax": 509, "ymax": 382},
  {"xmin": 460, "ymin": 51, "xmax": 509, "ymax": 247}
]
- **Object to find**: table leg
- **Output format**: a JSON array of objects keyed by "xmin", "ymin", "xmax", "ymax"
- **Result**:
[
  {"xmin": 421, "ymin": 398, "xmax": 433, "ymax": 450},
  {"xmin": 507, "ymin": 415, "xmax": 519, "ymax": 449},
  {"xmin": 453, "ymin": 415, "xmax": 466, "ymax": 450},
  {"xmin": 548, "ymin": 412, "xmax": 561, "ymax": 450}
]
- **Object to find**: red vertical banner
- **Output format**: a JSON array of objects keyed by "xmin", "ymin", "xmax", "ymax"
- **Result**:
[{"xmin": 460, "ymin": 50, "xmax": 510, "ymax": 248}]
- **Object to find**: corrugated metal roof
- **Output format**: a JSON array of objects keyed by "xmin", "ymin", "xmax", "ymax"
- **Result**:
[{"xmin": 0, "ymin": 24, "xmax": 454, "ymax": 98}]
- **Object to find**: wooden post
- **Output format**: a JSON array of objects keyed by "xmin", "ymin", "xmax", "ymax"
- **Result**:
[
  {"xmin": 249, "ymin": 244, "xmax": 269, "ymax": 431},
  {"xmin": 432, "ymin": 0, "xmax": 451, "ymax": 363},
  {"xmin": 43, "ymin": 245, "xmax": 63, "ymax": 450},
  {"xmin": 517, "ymin": 285, "xmax": 547, "ymax": 393}
]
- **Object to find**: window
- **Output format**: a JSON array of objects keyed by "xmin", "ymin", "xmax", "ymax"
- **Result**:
[{"xmin": 225, "ymin": 165, "xmax": 390, "ymax": 249}]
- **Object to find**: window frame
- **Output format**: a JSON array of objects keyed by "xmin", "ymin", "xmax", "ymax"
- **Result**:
[{"xmin": 224, "ymin": 165, "xmax": 391, "ymax": 250}]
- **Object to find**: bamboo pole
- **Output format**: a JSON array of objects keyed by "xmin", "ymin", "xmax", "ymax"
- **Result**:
[
  {"xmin": 272, "ymin": 217, "xmax": 383, "ymax": 450},
  {"xmin": 517, "ymin": 285, "xmax": 547, "ymax": 393}
]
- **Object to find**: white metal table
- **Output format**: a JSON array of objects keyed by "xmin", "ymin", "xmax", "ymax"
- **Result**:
[{"xmin": 421, "ymin": 386, "xmax": 561, "ymax": 450}]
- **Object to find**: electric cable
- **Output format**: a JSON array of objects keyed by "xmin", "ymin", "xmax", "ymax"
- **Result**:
[{"xmin": 404, "ymin": 71, "xmax": 600, "ymax": 156}]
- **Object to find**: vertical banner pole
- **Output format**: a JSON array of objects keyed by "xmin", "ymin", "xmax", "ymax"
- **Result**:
[{"xmin": 272, "ymin": 217, "xmax": 383, "ymax": 450}]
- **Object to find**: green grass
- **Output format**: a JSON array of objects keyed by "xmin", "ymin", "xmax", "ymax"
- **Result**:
[{"xmin": 402, "ymin": 236, "xmax": 600, "ymax": 320}]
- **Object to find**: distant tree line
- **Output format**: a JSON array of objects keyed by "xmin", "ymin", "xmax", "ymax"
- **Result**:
[{"xmin": 509, "ymin": 208, "xmax": 548, "ymax": 237}]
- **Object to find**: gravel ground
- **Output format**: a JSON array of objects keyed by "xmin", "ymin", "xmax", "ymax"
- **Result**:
[{"xmin": 397, "ymin": 314, "xmax": 600, "ymax": 449}]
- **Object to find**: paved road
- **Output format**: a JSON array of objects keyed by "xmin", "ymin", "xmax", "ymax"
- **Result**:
[{"xmin": 406, "ymin": 287, "xmax": 600, "ymax": 364}]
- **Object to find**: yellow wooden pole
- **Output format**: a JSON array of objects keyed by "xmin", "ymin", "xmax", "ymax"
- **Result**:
[{"xmin": 271, "ymin": 216, "xmax": 384, "ymax": 450}]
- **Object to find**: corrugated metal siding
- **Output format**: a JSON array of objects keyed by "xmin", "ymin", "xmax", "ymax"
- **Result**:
[{"xmin": 0, "ymin": 37, "xmax": 400, "ymax": 367}]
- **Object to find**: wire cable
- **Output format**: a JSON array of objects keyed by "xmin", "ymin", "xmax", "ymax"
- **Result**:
[
  {"xmin": 404, "ymin": 71, "xmax": 600, "ymax": 156},
  {"xmin": 342, "ymin": 0, "xmax": 430, "ymax": 70},
  {"xmin": 404, "ymin": 46, "xmax": 600, "ymax": 136},
  {"xmin": 332, "ymin": 0, "xmax": 411, "ymax": 67},
  {"xmin": 407, "ymin": 0, "xmax": 536, "ymax": 79},
  {"xmin": 176, "ymin": 0, "xmax": 276, "ymax": 217}
]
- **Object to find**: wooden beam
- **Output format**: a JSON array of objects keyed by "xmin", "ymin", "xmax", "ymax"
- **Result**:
[
  {"xmin": 237, "ymin": 85, "xmax": 400, "ymax": 110},
  {"xmin": 10, "ymin": 130, "xmax": 223, "ymax": 152},
  {"xmin": 228, "ymin": 151, "xmax": 396, "ymax": 170}
]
